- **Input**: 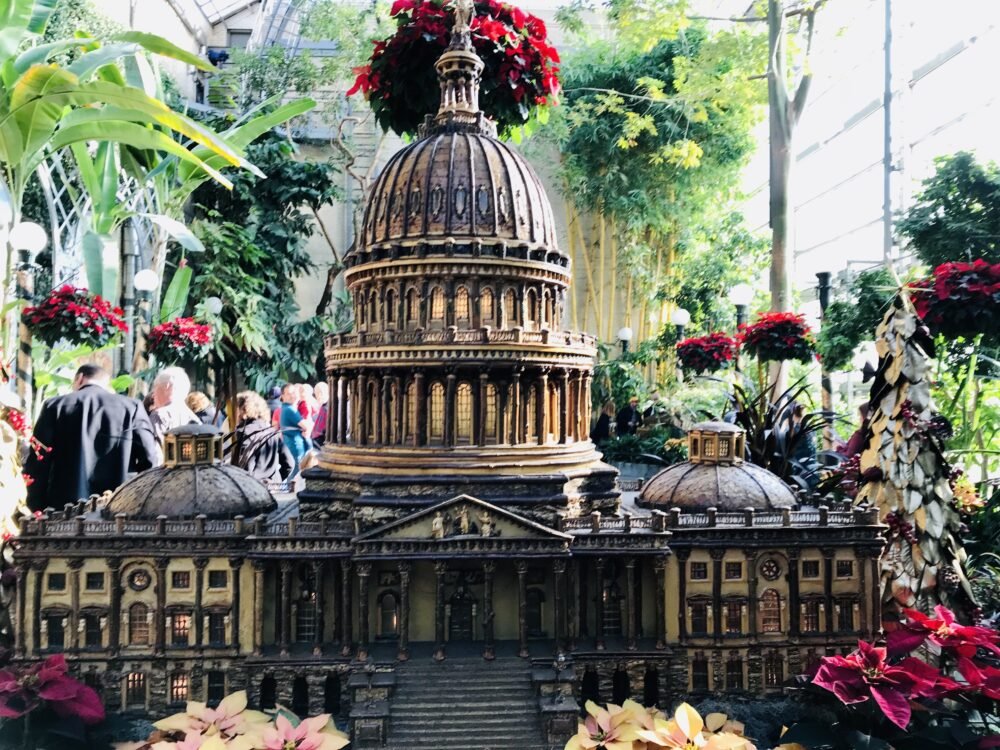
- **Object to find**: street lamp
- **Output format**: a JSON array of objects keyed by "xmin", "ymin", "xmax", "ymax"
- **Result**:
[
  {"xmin": 670, "ymin": 307, "xmax": 691, "ymax": 339},
  {"xmin": 617, "ymin": 326, "xmax": 633, "ymax": 355},
  {"xmin": 10, "ymin": 222, "xmax": 47, "ymax": 411},
  {"xmin": 9, "ymin": 221, "xmax": 47, "ymax": 264},
  {"xmin": 728, "ymin": 283, "xmax": 753, "ymax": 329}
]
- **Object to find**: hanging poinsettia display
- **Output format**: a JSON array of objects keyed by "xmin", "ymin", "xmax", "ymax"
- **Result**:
[
  {"xmin": 22, "ymin": 286, "xmax": 128, "ymax": 349},
  {"xmin": 675, "ymin": 332, "xmax": 737, "ymax": 374},
  {"xmin": 147, "ymin": 317, "xmax": 213, "ymax": 363},
  {"xmin": 910, "ymin": 259, "xmax": 1000, "ymax": 342},
  {"xmin": 347, "ymin": 0, "xmax": 560, "ymax": 138},
  {"xmin": 739, "ymin": 311, "xmax": 816, "ymax": 363}
]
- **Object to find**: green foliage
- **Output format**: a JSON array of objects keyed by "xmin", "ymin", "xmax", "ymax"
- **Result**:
[
  {"xmin": 598, "ymin": 429, "xmax": 687, "ymax": 464},
  {"xmin": 592, "ymin": 357, "xmax": 647, "ymax": 413},
  {"xmin": 816, "ymin": 267, "xmax": 895, "ymax": 371},
  {"xmin": 898, "ymin": 152, "xmax": 1000, "ymax": 268}
]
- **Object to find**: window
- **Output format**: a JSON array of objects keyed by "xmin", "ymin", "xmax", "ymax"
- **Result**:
[
  {"xmin": 525, "ymin": 289, "xmax": 537, "ymax": 326},
  {"xmin": 46, "ymin": 615, "xmax": 65, "ymax": 649},
  {"xmin": 208, "ymin": 613, "xmax": 226, "ymax": 645},
  {"xmin": 430, "ymin": 287, "xmax": 445, "ymax": 320},
  {"xmin": 227, "ymin": 29, "xmax": 251, "ymax": 49},
  {"xmin": 503, "ymin": 289, "xmax": 517, "ymax": 326},
  {"xmin": 690, "ymin": 602, "xmax": 708, "ymax": 635},
  {"xmin": 725, "ymin": 562, "xmax": 742, "ymax": 580},
  {"xmin": 802, "ymin": 600, "xmax": 820, "ymax": 632},
  {"xmin": 726, "ymin": 655, "xmax": 743, "ymax": 690},
  {"xmin": 47, "ymin": 573, "xmax": 66, "ymax": 591},
  {"xmin": 691, "ymin": 653, "xmax": 709, "ymax": 691},
  {"xmin": 84, "ymin": 614, "xmax": 101, "ymax": 647},
  {"xmin": 379, "ymin": 592, "xmax": 399, "ymax": 637},
  {"xmin": 125, "ymin": 672, "xmax": 146, "ymax": 708},
  {"xmin": 171, "ymin": 613, "xmax": 191, "ymax": 646},
  {"xmin": 761, "ymin": 589, "xmax": 781, "ymax": 633},
  {"xmin": 404, "ymin": 380, "xmax": 416, "ymax": 442},
  {"xmin": 484, "ymin": 384, "xmax": 498, "ymax": 442},
  {"xmin": 296, "ymin": 601, "xmax": 317, "ymax": 643},
  {"xmin": 725, "ymin": 601, "xmax": 742, "ymax": 634},
  {"xmin": 207, "ymin": 671, "xmax": 226, "ymax": 708},
  {"xmin": 801, "ymin": 560, "xmax": 820, "ymax": 579},
  {"xmin": 456, "ymin": 383, "xmax": 473, "ymax": 445},
  {"xmin": 480, "ymin": 288, "xmax": 494, "ymax": 323},
  {"xmin": 836, "ymin": 560, "xmax": 854, "ymax": 578},
  {"xmin": 428, "ymin": 383, "xmax": 445, "ymax": 445},
  {"xmin": 85, "ymin": 572, "xmax": 104, "ymax": 591},
  {"xmin": 764, "ymin": 652, "xmax": 783, "ymax": 687},
  {"xmin": 170, "ymin": 673, "xmax": 189, "ymax": 704},
  {"xmin": 525, "ymin": 385, "xmax": 537, "ymax": 442},
  {"xmin": 385, "ymin": 289, "xmax": 396, "ymax": 325},
  {"xmin": 324, "ymin": 674, "xmax": 341, "ymax": 714},
  {"xmin": 690, "ymin": 562, "xmax": 708, "ymax": 580},
  {"xmin": 292, "ymin": 677, "xmax": 309, "ymax": 718},
  {"xmin": 406, "ymin": 289, "xmax": 418, "ymax": 325},
  {"xmin": 208, "ymin": 571, "xmax": 228, "ymax": 589},
  {"xmin": 172, "ymin": 571, "xmax": 191, "ymax": 589},
  {"xmin": 128, "ymin": 603, "xmax": 149, "ymax": 645},
  {"xmin": 642, "ymin": 667, "xmax": 659, "ymax": 708},
  {"xmin": 838, "ymin": 600, "xmax": 855, "ymax": 631},
  {"xmin": 83, "ymin": 672, "xmax": 102, "ymax": 695},
  {"xmin": 455, "ymin": 287, "xmax": 470, "ymax": 321},
  {"xmin": 804, "ymin": 649, "xmax": 821, "ymax": 672},
  {"xmin": 368, "ymin": 290, "xmax": 378, "ymax": 325}
]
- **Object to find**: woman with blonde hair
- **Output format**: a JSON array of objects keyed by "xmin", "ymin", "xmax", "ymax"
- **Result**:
[{"xmin": 231, "ymin": 390, "xmax": 293, "ymax": 483}]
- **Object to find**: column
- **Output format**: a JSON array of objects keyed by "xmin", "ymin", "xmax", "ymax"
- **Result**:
[
  {"xmin": 744, "ymin": 550, "xmax": 757, "ymax": 640},
  {"xmin": 553, "ymin": 559, "xmax": 566, "ymax": 656},
  {"xmin": 357, "ymin": 372, "xmax": 369, "ymax": 446},
  {"xmin": 311, "ymin": 560, "xmax": 324, "ymax": 655},
  {"xmin": 510, "ymin": 371, "xmax": 521, "ymax": 444},
  {"xmin": 252, "ymin": 561, "xmax": 266, "ymax": 656},
  {"xmin": 414, "ymin": 371, "xmax": 427, "ymax": 447},
  {"xmin": 557, "ymin": 370, "xmax": 569, "ymax": 443},
  {"xmin": 336, "ymin": 374, "xmax": 347, "ymax": 444},
  {"xmin": 653, "ymin": 558, "xmax": 666, "ymax": 650},
  {"xmin": 154, "ymin": 557, "xmax": 168, "ymax": 655},
  {"xmin": 594, "ymin": 558, "xmax": 606, "ymax": 650},
  {"xmin": 787, "ymin": 550, "xmax": 800, "ymax": 638},
  {"xmin": 398, "ymin": 562, "xmax": 411, "ymax": 661},
  {"xmin": 31, "ymin": 561, "xmax": 46, "ymax": 654},
  {"xmin": 444, "ymin": 372, "xmax": 457, "ymax": 447},
  {"xmin": 279, "ymin": 561, "xmax": 293, "ymax": 655},
  {"xmin": 822, "ymin": 548, "xmax": 835, "ymax": 634},
  {"xmin": 434, "ymin": 561, "xmax": 447, "ymax": 662},
  {"xmin": 711, "ymin": 550, "xmax": 724, "ymax": 642},
  {"xmin": 393, "ymin": 376, "xmax": 404, "ymax": 445},
  {"xmin": 868, "ymin": 554, "xmax": 880, "ymax": 640},
  {"xmin": 497, "ymin": 381, "xmax": 508, "ymax": 445},
  {"xmin": 380, "ymin": 374, "xmax": 391, "ymax": 445},
  {"xmin": 676, "ymin": 550, "xmax": 689, "ymax": 643},
  {"xmin": 535, "ymin": 371, "xmax": 548, "ymax": 445},
  {"xmin": 582, "ymin": 372, "xmax": 593, "ymax": 434},
  {"xmin": 14, "ymin": 564, "xmax": 27, "ymax": 656},
  {"xmin": 194, "ymin": 557, "xmax": 208, "ymax": 650},
  {"xmin": 340, "ymin": 560, "xmax": 353, "ymax": 657},
  {"xmin": 516, "ymin": 561, "xmax": 529, "ymax": 658},
  {"xmin": 69, "ymin": 559, "xmax": 83, "ymax": 651},
  {"xmin": 858, "ymin": 550, "xmax": 869, "ymax": 637},
  {"xmin": 328, "ymin": 372, "xmax": 339, "ymax": 443},
  {"xmin": 575, "ymin": 372, "xmax": 586, "ymax": 440},
  {"xmin": 567, "ymin": 560, "xmax": 578, "ymax": 651},
  {"xmin": 107, "ymin": 558, "xmax": 122, "ymax": 655},
  {"xmin": 475, "ymin": 373, "xmax": 487, "ymax": 446},
  {"xmin": 625, "ymin": 557, "xmax": 637, "ymax": 650},
  {"xmin": 482, "ymin": 561, "xmax": 496, "ymax": 660},
  {"xmin": 357, "ymin": 563, "xmax": 371, "ymax": 660}
]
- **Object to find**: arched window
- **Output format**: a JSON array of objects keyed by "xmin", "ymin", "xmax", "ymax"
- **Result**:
[
  {"xmin": 430, "ymin": 287, "xmax": 445, "ymax": 321},
  {"xmin": 525, "ymin": 385, "xmax": 537, "ymax": 443},
  {"xmin": 428, "ymin": 383, "xmax": 445, "ymax": 445},
  {"xmin": 764, "ymin": 651, "xmax": 783, "ymax": 687},
  {"xmin": 542, "ymin": 289, "xmax": 551, "ymax": 327},
  {"xmin": 526, "ymin": 588, "xmax": 545, "ymax": 637},
  {"xmin": 404, "ymin": 381, "xmax": 416, "ymax": 443},
  {"xmin": 405, "ymin": 288, "xmax": 418, "ymax": 326},
  {"xmin": 385, "ymin": 289, "xmax": 396, "ymax": 326},
  {"xmin": 503, "ymin": 289, "xmax": 517, "ymax": 327},
  {"xmin": 484, "ymin": 384, "xmax": 498, "ymax": 444},
  {"xmin": 455, "ymin": 287, "xmax": 470, "ymax": 322},
  {"xmin": 324, "ymin": 674, "xmax": 341, "ymax": 715},
  {"xmin": 369, "ymin": 290, "xmax": 378, "ymax": 325},
  {"xmin": 761, "ymin": 589, "xmax": 781, "ymax": 633},
  {"xmin": 581, "ymin": 667, "xmax": 600, "ymax": 708},
  {"xmin": 388, "ymin": 381, "xmax": 398, "ymax": 445},
  {"xmin": 367, "ymin": 382, "xmax": 378, "ymax": 443},
  {"xmin": 259, "ymin": 676, "xmax": 277, "ymax": 710},
  {"xmin": 480, "ymin": 288, "xmax": 494, "ymax": 324},
  {"xmin": 357, "ymin": 293, "xmax": 367, "ymax": 328},
  {"xmin": 456, "ymin": 383, "xmax": 473, "ymax": 445},
  {"xmin": 378, "ymin": 592, "xmax": 399, "ymax": 637},
  {"xmin": 692, "ymin": 652, "xmax": 710, "ymax": 691},
  {"xmin": 292, "ymin": 676, "xmax": 309, "ymax": 717},
  {"xmin": 128, "ymin": 603, "xmax": 149, "ymax": 645},
  {"xmin": 612, "ymin": 667, "xmax": 630, "ymax": 706},
  {"xmin": 548, "ymin": 381, "xmax": 560, "ymax": 440},
  {"xmin": 525, "ymin": 289, "xmax": 537, "ymax": 328},
  {"xmin": 643, "ymin": 667, "xmax": 660, "ymax": 708}
]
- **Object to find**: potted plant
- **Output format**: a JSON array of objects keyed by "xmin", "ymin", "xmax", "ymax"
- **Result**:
[
  {"xmin": 21, "ymin": 286, "xmax": 127, "ymax": 349},
  {"xmin": 147, "ymin": 317, "xmax": 214, "ymax": 365},
  {"xmin": 676, "ymin": 332, "xmax": 738, "ymax": 374}
]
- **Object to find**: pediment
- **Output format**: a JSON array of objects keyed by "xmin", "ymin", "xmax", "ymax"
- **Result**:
[{"xmin": 355, "ymin": 494, "xmax": 571, "ymax": 544}]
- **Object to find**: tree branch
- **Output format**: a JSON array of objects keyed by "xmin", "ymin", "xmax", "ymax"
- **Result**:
[{"xmin": 791, "ymin": 5, "xmax": 822, "ymax": 122}]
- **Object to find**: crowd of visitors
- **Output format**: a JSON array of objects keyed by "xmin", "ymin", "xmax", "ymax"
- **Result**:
[{"xmin": 22, "ymin": 364, "xmax": 332, "ymax": 510}]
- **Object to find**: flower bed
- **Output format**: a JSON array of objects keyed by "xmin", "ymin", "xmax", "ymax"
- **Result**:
[
  {"xmin": 147, "ymin": 317, "xmax": 213, "ymax": 363},
  {"xmin": 676, "ymin": 332, "xmax": 737, "ymax": 374},
  {"xmin": 348, "ymin": 0, "xmax": 560, "ymax": 137},
  {"xmin": 21, "ymin": 286, "xmax": 127, "ymax": 348},
  {"xmin": 910, "ymin": 259, "xmax": 1000, "ymax": 341},
  {"xmin": 739, "ymin": 311, "xmax": 815, "ymax": 363}
]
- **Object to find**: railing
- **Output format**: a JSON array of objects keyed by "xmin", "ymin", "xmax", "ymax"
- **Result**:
[
  {"xmin": 20, "ymin": 513, "xmax": 353, "ymax": 538},
  {"xmin": 326, "ymin": 327, "xmax": 598, "ymax": 350}
]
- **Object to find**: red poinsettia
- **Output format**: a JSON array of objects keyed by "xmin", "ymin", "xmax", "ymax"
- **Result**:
[
  {"xmin": 147, "ymin": 317, "xmax": 214, "ymax": 364},
  {"xmin": 909, "ymin": 259, "xmax": 1000, "ymax": 342},
  {"xmin": 348, "ymin": 0, "xmax": 560, "ymax": 137},
  {"xmin": 22, "ymin": 286, "xmax": 127, "ymax": 349},
  {"xmin": 957, "ymin": 658, "xmax": 1000, "ymax": 701},
  {"xmin": 0, "ymin": 654, "xmax": 104, "ymax": 724},
  {"xmin": 887, "ymin": 605, "xmax": 1000, "ymax": 658},
  {"xmin": 675, "ymin": 332, "xmax": 737, "ymax": 374},
  {"xmin": 812, "ymin": 640, "xmax": 944, "ymax": 730},
  {"xmin": 739, "ymin": 311, "xmax": 816, "ymax": 363}
]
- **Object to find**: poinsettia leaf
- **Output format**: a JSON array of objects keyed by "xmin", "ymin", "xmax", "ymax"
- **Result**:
[
  {"xmin": 780, "ymin": 721, "xmax": 843, "ymax": 749},
  {"xmin": 842, "ymin": 729, "xmax": 893, "ymax": 750}
]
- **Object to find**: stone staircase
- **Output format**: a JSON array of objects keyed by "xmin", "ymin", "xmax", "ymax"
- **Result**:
[{"xmin": 386, "ymin": 656, "xmax": 548, "ymax": 750}]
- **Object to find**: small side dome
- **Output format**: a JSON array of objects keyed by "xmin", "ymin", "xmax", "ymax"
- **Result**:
[
  {"xmin": 105, "ymin": 425, "xmax": 276, "ymax": 520},
  {"xmin": 638, "ymin": 422, "xmax": 796, "ymax": 511}
]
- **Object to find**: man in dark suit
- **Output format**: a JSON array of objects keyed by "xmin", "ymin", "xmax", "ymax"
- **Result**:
[{"xmin": 25, "ymin": 365, "xmax": 158, "ymax": 510}]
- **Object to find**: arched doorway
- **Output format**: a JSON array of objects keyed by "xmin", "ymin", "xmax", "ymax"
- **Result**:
[
  {"xmin": 448, "ymin": 587, "xmax": 475, "ymax": 641},
  {"xmin": 324, "ymin": 674, "xmax": 341, "ymax": 714},
  {"xmin": 526, "ymin": 588, "xmax": 545, "ymax": 637},
  {"xmin": 259, "ymin": 676, "xmax": 277, "ymax": 710},
  {"xmin": 292, "ymin": 676, "xmax": 309, "ymax": 717}
]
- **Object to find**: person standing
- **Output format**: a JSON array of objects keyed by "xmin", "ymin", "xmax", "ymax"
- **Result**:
[
  {"xmin": 24, "ymin": 365, "xmax": 158, "ymax": 510},
  {"xmin": 590, "ymin": 401, "xmax": 615, "ymax": 445},
  {"xmin": 231, "ymin": 391, "xmax": 293, "ymax": 483},
  {"xmin": 278, "ymin": 383, "xmax": 310, "ymax": 478},
  {"xmin": 149, "ymin": 367, "xmax": 200, "ymax": 458},
  {"xmin": 615, "ymin": 396, "xmax": 642, "ymax": 436},
  {"xmin": 186, "ymin": 391, "xmax": 225, "ymax": 428},
  {"xmin": 311, "ymin": 381, "xmax": 329, "ymax": 448}
]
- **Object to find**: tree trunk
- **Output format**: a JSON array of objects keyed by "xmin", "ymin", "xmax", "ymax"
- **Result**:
[{"xmin": 768, "ymin": 0, "xmax": 793, "ymax": 314}]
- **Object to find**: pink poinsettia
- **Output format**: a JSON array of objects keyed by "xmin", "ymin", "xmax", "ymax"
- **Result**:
[
  {"xmin": 565, "ymin": 700, "xmax": 640, "ymax": 750},
  {"xmin": 812, "ymin": 640, "xmax": 944, "ymax": 730},
  {"xmin": 153, "ymin": 691, "xmax": 269, "ymax": 749},
  {"xmin": 888, "ymin": 605, "xmax": 1000, "ymax": 658},
  {"xmin": 0, "ymin": 654, "xmax": 104, "ymax": 724},
  {"xmin": 262, "ymin": 713, "xmax": 349, "ymax": 750}
]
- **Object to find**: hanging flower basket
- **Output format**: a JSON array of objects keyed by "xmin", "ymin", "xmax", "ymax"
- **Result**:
[
  {"xmin": 910, "ymin": 259, "xmax": 1000, "ymax": 341},
  {"xmin": 739, "ymin": 311, "xmax": 816, "ymax": 363},
  {"xmin": 675, "ymin": 332, "xmax": 737, "ymax": 374},
  {"xmin": 147, "ymin": 318, "xmax": 213, "ymax": 363},
  {"xmin": 347, "ymin": 0, "xmax": 561, "ymax": 138},
  {"xmin": 21, "ymin": 286, "xmax": 127, "ymax": 349}
]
